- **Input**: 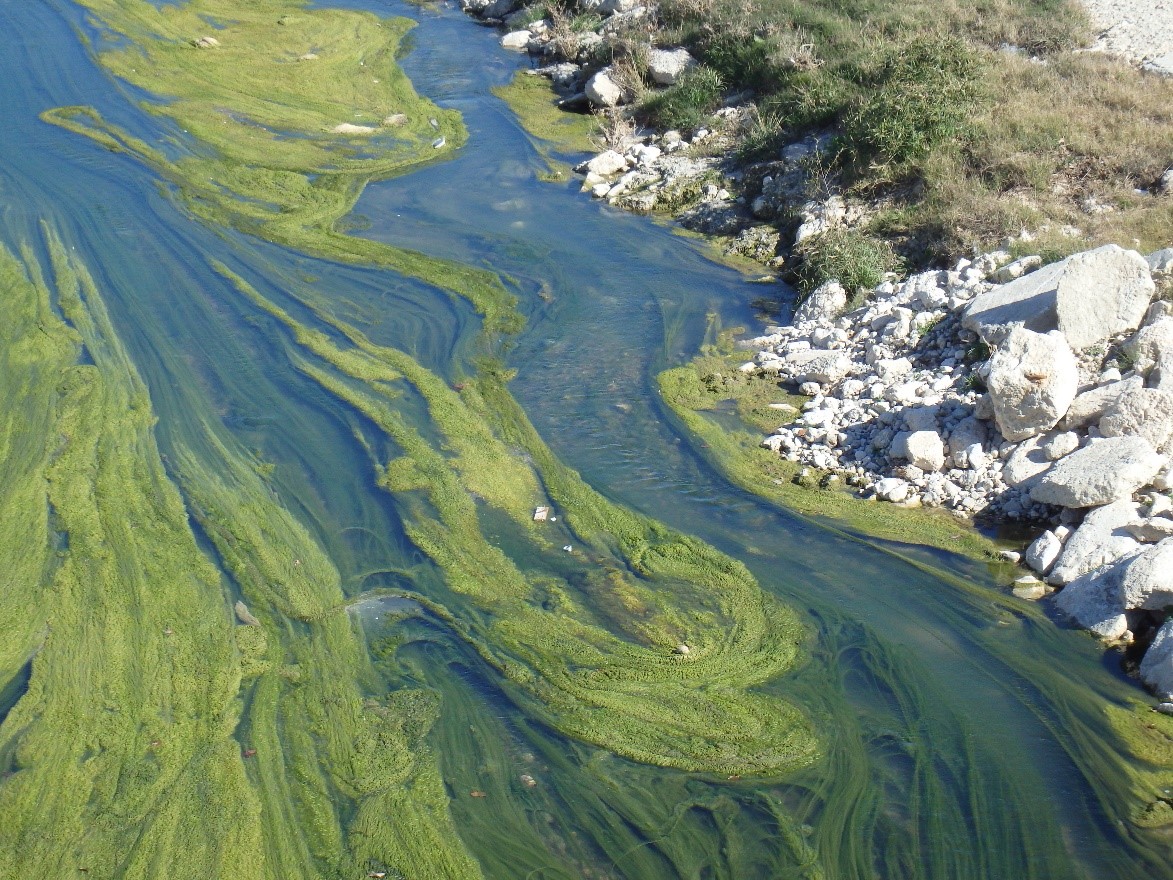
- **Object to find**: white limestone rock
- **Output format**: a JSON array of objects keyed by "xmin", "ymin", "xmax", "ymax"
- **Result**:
[
  {"xmin": 1046, "ymin": 499, "xmax": 1145, "ymax": 585},
  {"xmin": 985, "ymin": 327, "xmax": 1078, "ymax": 441},
  {"xmin": 1124, "ymin": 316, "xmax": 1173, "ymax": 378},
  {"xmin": 1141, "ymin": 617, "xmax": 1173, "ymax": 699},
  {"xmin": 1060, "ymin": 377, "xmax": 1144, "ymax": 430},
  {"xmin": 793, "ymin": 280, "xmax": 847, "ymax": 325},
  {"xmin": 1002, "ymin": 435, "xmax": 1053, "ymax": 488},
  {"xmin": 874, "ymin": 477, "xmax": 910, "ymax": 503},
  {"xmin": 646, "ymin": 48, "xmax": 696, "ymax": 85},
  {"xmin": 1120, "ymin": 538, "xmax": 1173, "ymax": 610},
  {"xmin": 1099, "ymin": 387, "xmax": 1173, "ymax": 451},
  {"xmin": 962, "ymin": 244, "xmax": 1154, "ymax": 351},
  {"xmin": 582, "ymin": 150, "xmax": 627, "ymax": 177},
  {"xmin": 500, "ymin": 30, "xmax": 532, "ymax": 49},
  {"xmin": 1025, "ymin": 529, "xmax": 1063, "ymax": 575},
  {"xmin": 585, "ymin": 69, "xmax": 623, "ymax": 107},
  {"xmin": 1030, "ymin": 436, "xmax": 1166, "ymax": 508},
  {"xmin": 1054, "ymin": 557, "xmax": 1135, "ymax": 641},
  {"xmin": 785, "ymin": 350, "xmax": 853, "ymax": 385},
  {"xmin": 904, "ymin": 430, "xmax": 947, "ymax": 472}
]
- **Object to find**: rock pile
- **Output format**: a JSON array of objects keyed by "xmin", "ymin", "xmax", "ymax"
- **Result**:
[{"xmin": 741, "ymin": 243, "xmax": 1173, "ymax": 691}]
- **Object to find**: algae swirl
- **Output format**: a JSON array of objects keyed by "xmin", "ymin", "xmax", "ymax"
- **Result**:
[{"xmin": 0, "ymin": 0, "xmax": 820, "ymax": 875}]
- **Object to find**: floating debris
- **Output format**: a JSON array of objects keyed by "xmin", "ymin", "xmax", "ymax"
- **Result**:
[
  {"xmin": 469, "ymin": 790, "xmax": 487, "ymax": 798},
  {"xmin": 520, "ymin": 774, "xmax": 537, "ymax": 788},
  {"xmin": 296, "ymin": 52, "xmax": 318, "ymax": 62},
  {"xmin": 382, "ymin": 113, "xmax": 408, "ymax": 126},
  {"xmin": 533, "ymin": 506, "xmax": 550, "ymax": 522},
  {"xmin": 191, "ymin": 35, "xmax": 220, "ymax": 49},
  {"xmin": 234, "ymin": 600, "xmax": 261, "ymax": 627},
  {"xmin": 562, "ymin": 545, "xmax": 572, "ymax": 552},
  {"xmin": 333, "ymin": 123, "xmax": 376, "ymax": 135},
  {"xmin": 428, "ymin": 117, "xmax": 439, "ymax": 129},
  {"xmin": 673, "ymin": 644, "xmax": 691, "ymax": 655},
  {"xmin": 432, "ymin": 136, "xmax": 446, "ymax": 149}
]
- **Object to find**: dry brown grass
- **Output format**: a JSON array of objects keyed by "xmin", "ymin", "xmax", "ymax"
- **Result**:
[{"xmin": 900, "ymin": 52, "xmax": 1173, "ymax": 261}]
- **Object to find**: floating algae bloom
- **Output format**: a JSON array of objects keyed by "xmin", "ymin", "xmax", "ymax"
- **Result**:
[
  {"xmin": 0, "ymin": 0, "xmax": 820, "ymax": 875},
  {"xmin": 0, "ymin": 228, "xmax": 484, "ymax": 878}
]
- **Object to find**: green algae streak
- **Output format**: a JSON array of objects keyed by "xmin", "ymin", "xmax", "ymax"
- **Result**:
[
  {"xmin": 2, "ymin": 0, "xmax": 820, "ymax": 874},
  {"xmin": 657, "ymin": 345, "xmax": 1003, "ymax": 562},
  {"xmin": 218, "ymin": 264, "xmax": 818, "ymax": 776},
  {"xmin": 44, "ymin": 0, "xmax": 520, "ymax": 332},
  {"xmin": 0, "ymin": 229, "xmax": 483, "ymax": 879}
]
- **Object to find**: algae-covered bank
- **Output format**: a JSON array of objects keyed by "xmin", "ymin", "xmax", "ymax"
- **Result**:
[{"xmin": 1, "ymin": 0, "xmax": 1173, "ymax": 876}]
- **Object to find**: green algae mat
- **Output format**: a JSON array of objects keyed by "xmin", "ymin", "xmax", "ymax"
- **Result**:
[{"xmin": 4, "ymin": 0, "xmax": 1173, "ymax": 877}]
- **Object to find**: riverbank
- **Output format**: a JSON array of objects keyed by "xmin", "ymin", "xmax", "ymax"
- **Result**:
[{"xmin": 466, "ymin": 0, "xmax": 1173, "ymax": 693}]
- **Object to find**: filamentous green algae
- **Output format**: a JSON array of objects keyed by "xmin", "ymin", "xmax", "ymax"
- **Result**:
[
  {"xmin": 45, "ymin": 0, "xmax": 520, "ymax": 331},
  {"xmin": 0, "ymin": 229, "xmax": 484, "ymax": 879},
  {"xmin": 0, "ymin": 233, "xmax": 259, "ymax": 877},
  {"xmin": 20, "ymin": 0, "xmax": 816, "ymax": 872},
  {"xmin": 218, "ymin": 265, "xmax": 818, "ymax": 776}
]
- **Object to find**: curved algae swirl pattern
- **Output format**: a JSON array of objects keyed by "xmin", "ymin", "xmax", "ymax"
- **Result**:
[{"xmin": 0, "ymin": 0, "xmax": 819, "ymax": 876}]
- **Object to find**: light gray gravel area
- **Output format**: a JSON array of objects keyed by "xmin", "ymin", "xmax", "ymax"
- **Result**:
[{"xmin": 1081, "ymin": 0, "xmax": 1173, "ymax": 72}]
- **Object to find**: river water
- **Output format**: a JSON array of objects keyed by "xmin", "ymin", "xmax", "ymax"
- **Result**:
[{"xmin": 1, "ymin": 0, "xmax": 1171, "ymax": 877}]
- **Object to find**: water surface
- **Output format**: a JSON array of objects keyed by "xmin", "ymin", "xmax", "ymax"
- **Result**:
[{"xmin": 1, "ymin": 0, "xmax": 1171, "ymax": 877}]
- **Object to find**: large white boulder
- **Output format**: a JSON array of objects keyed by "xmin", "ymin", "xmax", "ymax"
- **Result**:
[
  {"xmin": 1099, "ymin": 387, "xmax": 1173, "ymax": 451},
  {"xmin": 583, "ymin": 150, "xmax": 628, "ymax": 176},
  {"xmin": 585, "ymin": 68, "xmax": 624, "ymax": 107},
  {"xmin": 500, "ymin": 30, "xmax": 532, "ymax": 49},
  {"xmin": 1124, "ymin": 316, "xmax": 1173, "ymax": 377},
  {"xmin": 1054, "ymin": 556, "xmax": 1135, "ymax": 641},
  {"xmin": 1030, "ymin": 436, "xmax": 1166, "ymax": 508},
  {"xmin": 1047, "ymin": 499, "xmax": 1144, "ymax": 585},
  {"xmin": 1141, "ymin": 617, "xmax": 1173, "ymax": 698},
  {"xmin": 647, "ymin": 48, "xmax": 696, "ymax": 86},
  {"xmin": 903, "ymin": 430, "xmax": 947, "ymax": 472},
  {"xmin": 1120, "ymin": 538, "xmax": 1173, "ymax": 610},
  {"xmin": 1060, "ymin": 376, "xmax": 1144, "ymax": 430},
  {"xmin": 874, "ymin": 477, "xmax": 910, "ymax": 502},
  {"xmin": 947, "ymin": 416, "xmax": 987, "ymax": 466},
  {"xmin": 793, "ymin": 280, "xmax": 846, "ymax": 325},
  {"xmin": 962, "ymin": 244, "xmax": 1154, "ymax": 351},
  {"xmin": 1001, "ymin": 435, "xmax": 1054, "ymax": 487},
  {"xmin": 985, "ymin": 327, "xmax": 1078, "ymax": 441},
  {"xmin": 785, "ymin": 350, "xmax": 852, "ymax": 385}
]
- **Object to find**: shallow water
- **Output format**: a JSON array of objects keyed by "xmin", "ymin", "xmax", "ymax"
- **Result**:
[{"xmin": 1, "ymin": 0, "xmax": 1172, "ymax": 877}]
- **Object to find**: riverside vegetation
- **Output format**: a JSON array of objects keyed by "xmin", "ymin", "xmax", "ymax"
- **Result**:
[{"xmin": 479, "ymin": 0, "xmax": 1171, "ymax": 285}]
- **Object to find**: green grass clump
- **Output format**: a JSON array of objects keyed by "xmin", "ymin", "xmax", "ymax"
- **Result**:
[
  {"xmin": 793, "ymin": 226, "xmax": 903, "ymax": 294},
  {"xmin": 840, "ymin": 36, "xmax": 982, "ymax": 168},
  {"xmin": 639, "ymin": 0, "xmax": 1172, "ymax": 263},
  {"xmin": 640, "ymin": 65, "xmax": 725, "ymax": 131}
]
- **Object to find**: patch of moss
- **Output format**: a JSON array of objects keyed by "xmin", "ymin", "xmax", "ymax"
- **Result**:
[{"xmin": 492, "ymin": 72, "xmax": 597, "ymax": 156}]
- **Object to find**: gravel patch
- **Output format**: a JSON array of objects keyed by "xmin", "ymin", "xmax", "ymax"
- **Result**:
[{"xmin": 1080, "ymin": 0, "xmax": 1173, "ymax": 70}]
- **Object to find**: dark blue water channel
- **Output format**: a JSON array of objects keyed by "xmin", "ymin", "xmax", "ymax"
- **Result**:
[{"xmin": 2, "ymin": 0, "xmax": 1172, "ymax": 876}]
